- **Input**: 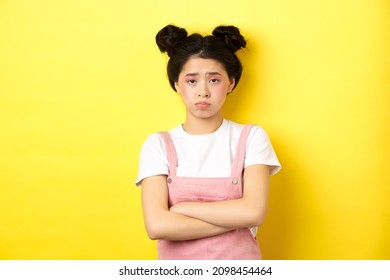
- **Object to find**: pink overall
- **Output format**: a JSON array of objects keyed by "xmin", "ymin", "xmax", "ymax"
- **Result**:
[{"xmin": 157, "ymin": 125, "xmax": 262, "ymax": 260}]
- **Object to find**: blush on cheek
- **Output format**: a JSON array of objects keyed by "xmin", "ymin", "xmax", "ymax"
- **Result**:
[
  {"xmin": 180, "ymin": 91, "xmax": 192, "ymax": 98},
  {"xmin": 175, "ymin": 84, "xmax": 183, "ymax": 93}
]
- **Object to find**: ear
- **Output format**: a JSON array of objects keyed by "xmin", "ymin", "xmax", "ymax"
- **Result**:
[
  {"xmin": 228, "ymin": 78, "xmax": 235, "ymax": 93},
  {"xmin": 174, "ymin": 82, "xmax": 180, "ymax": 94}
]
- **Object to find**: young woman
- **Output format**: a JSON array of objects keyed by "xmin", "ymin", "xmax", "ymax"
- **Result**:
[{"xmin": 136, "ymin": 24, "xmax": 281, "ymax": 259}]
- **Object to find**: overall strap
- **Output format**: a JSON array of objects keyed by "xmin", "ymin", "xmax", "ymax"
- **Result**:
[
  {"xmin": 158, "ymin": 131, "xmax": 178, "ymax": 176},
  {"xmin": 231, "ymin": 125, "xmax": 254, "ymax": 178}
]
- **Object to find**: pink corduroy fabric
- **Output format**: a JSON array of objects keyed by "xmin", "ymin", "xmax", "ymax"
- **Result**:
[{"xmin": 157, "ymin": 125, "xmax": 261, "ymax": 260}]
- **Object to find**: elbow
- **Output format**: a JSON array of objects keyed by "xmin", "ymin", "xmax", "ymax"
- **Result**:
[
  {"xmin": 146, "ymin": 230, "xmax": 158, "ymax": 241},
  {"xmin": 246, "ymin": 208, "xmax": 267, "ymax": 227},
  {"xmin": 246, "ymin": 215, "xmax": 263, "ymax": 228},
  {"xmin": 143, "ymin": 209, "xmax": 174, "ymax": 240},
  {"xmin": 145, "ymin": 223, "xmax": 162, "ymax": 240},
  {"xmin": 145, "ymin": 219, "xmax": 169, "ymax": 240},
  {"xmin": 252, "ymin": 214, "xmax": 265, "ymax": 227}
]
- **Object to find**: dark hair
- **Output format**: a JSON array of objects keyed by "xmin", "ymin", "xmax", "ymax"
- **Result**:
[{"xmin": 156, "ymin": 24, "xmax": 246, "ymax": 92}]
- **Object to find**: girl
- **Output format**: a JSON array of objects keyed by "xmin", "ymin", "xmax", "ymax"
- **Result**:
[{"xmin": 136, "ymin": 25, "xmax": 281, "ymax": 260}]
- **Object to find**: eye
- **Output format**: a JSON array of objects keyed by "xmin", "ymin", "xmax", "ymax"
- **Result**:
[
  {"xmin": 209, "ymin": 78, "xmax": 220, "ymax": 84},
  {"xmin": 186, "ymin": 79, "xmax": 197, "ymax": 85}
]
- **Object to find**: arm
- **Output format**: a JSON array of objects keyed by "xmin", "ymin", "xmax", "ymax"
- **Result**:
[
  {"xmin": 170, "ymin": 164, "xmax": 270, "ymax": 228},
  {"xmin": 141, "ymin": 175, "xmax": 233, "ymax": 241}
]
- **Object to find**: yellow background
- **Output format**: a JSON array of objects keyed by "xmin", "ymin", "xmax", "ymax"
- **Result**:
[{"xmin": 0, "ymin": 0, "xmax": 389, "ymax": 259}]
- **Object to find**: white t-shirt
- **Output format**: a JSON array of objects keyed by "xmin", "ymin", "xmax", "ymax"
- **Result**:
[{"xmin": 136, "ymin": 119, "xmax": 281, "ymax": 186}]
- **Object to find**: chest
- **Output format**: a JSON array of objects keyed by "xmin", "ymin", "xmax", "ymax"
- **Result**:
[{"xmin": 172, "ymin": 135, "xmax": 239, "ymax": 178}]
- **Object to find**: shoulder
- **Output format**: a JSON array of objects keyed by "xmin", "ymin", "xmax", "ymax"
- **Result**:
[
  {"xmin": 224, "ymin": 119, "xmax": 245, "ymax": 136},
  {"xmin": 232, "ymin": 122, "xmax": 281, "ymax": 175},
  {"xmin": 141, "ymin": 133, "xmax": 164, "ymax": 152},
  {"xmin": 224, "ymin": 120, "xmax": 268, "ymax": 140},
  {"xmin": 248, "ymin": 125, "xmax": 270, "ymax": 143},
  {"xmin": 141, "ymin": 124, "xmax": 182, "ymax": 149}
]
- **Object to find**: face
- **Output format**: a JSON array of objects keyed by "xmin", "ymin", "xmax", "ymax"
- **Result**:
[{"xmin": 174, "ymin": 57, "xmax": 235, "ymax": 122}]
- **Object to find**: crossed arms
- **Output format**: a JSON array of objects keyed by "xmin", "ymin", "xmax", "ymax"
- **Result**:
[{"xmin": 141, "ymin": 164, "xmax": 270, "ymax": 241}]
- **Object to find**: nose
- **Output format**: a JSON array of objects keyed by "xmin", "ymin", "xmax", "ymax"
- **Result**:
[
  {"xmin": 198, "ymin": 83, "xmax": 210, "ymax": 98},
  {"xmin": 198, "ymin": 92, "xmax": 210, "ymax": 98}
]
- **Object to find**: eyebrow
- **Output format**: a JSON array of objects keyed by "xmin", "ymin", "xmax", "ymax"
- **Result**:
[{"xmin": 184, "ymin": 72, "xmax": 222, "ymax": 77}]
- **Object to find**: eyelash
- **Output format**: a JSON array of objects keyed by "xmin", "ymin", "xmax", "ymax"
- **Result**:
[{"xmin": 186, "ymin": 79, "xmax": 220, "ymax": 85}]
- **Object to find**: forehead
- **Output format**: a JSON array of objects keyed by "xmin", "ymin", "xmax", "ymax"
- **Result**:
[{"xmin": 180, "ymin": 57, "xmax": 228, "ymax": 75}]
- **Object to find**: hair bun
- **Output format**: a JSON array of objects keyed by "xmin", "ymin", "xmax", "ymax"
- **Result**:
[
  {"xmin": 156, "ymin": 25, "xmax": 188, "ymax": 56},
  {"xmin": 212, "ymin": 25, "xmax": 246, "ymax": 52}
]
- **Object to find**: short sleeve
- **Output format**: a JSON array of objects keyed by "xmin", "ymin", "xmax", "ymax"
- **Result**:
[
  {"xmin": 135, "ymin": 133, "xmax": 169, "ymax": 186},
  {"xmin": 244, "ymin": 126, "xmax": 281, "ymax": 175}
]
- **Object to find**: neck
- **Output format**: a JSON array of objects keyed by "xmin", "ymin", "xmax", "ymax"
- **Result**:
[{"xmin": 182, "ymin": 115, "xmax": 224, "ymax": 135}]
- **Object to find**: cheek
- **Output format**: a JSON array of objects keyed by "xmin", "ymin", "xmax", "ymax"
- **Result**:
[
  {"xmin": 178, "ymin": 84, "xmax": 195, "ymax": 97},
  {"xmin": 214, "ymin": 87, "xmax": 228, "ymax": 102},
  {"xmin": 178, "ymin": 88, "xmax": 193, "ymax": 102},
  {"xmin": 175, "ymin": 79, "xmax": 186, "ymax": 93},
  {"xmin": 214, "ymin": 84, "xmax": 229, "ymax": 96}
]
